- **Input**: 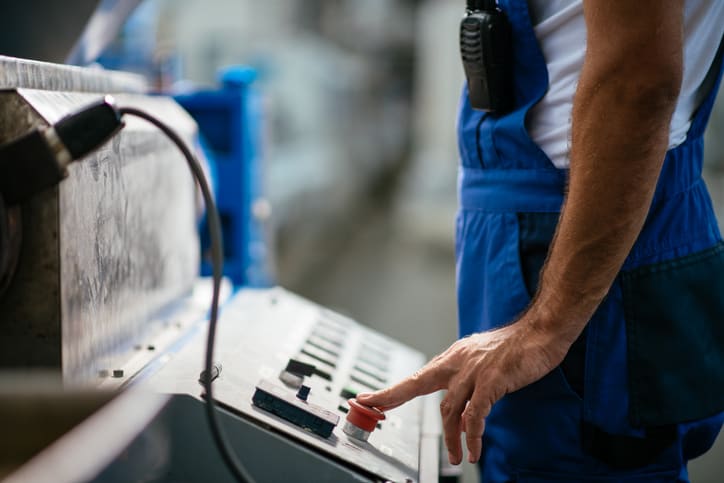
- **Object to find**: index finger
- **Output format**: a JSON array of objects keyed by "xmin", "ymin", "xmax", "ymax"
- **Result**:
[{"xmin": 356, "ymin": 363, "xmax": 447, "ymax": 410}]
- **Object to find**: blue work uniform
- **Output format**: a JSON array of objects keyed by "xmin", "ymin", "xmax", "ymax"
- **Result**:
[{"xmin": 456, "ymin": 1, "xmax": 724, "ymax": 481}]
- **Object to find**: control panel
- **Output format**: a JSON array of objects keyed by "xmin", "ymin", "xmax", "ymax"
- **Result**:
[{"xmin": 144, "ymin": 287, "xmax": 442, "ymax": 482}]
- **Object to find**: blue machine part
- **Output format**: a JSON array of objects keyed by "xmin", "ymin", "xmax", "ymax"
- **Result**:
[{"xmin": 175, "ymin": 66, "xmax": 273, "ymax": 287}]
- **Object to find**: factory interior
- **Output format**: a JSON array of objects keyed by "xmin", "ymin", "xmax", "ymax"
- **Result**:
[{"xmin": 1, "ymin": 1, "xmax": 724, "ymax": 482}]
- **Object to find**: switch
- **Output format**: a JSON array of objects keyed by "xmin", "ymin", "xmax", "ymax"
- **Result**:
[
  {"xmin": 252, "ymin": 379, "xmax": 339, "ymax": 439},
  {"xmin": 279, "ymin": 371, "xmax": 304, "ymax": 389},
  {"xmin": 286, "ymin": 359, "xmax": 316, "ymax": 377},
  {"xmin": 311, "ymin": 366, "xmax": 333, "ymax": 381},
  {"xmin": 306, "ymin": 336, "xmax": 340, "ymax": 358},
  {"xmin": 279, "ymin": 359, "xmax": 316, "ymax": 388},
  {"xmin": 311, "ymin": 329, "xmax": 344, "ymax": 347},
  {"xmin": 294, "ymin": 354, "xmax": 334, "ymax": 381},
  {"xmin": 301, "ymin": 346, "xmax": 337, "ymax": 368},
  {"xmin": 350, "ymin": 373, "xmax": 381, "ymax": 392},
  {"xmin": 356, "ymin": 350, "xmax": 389, "ymax": 373},
  {"xmin": 343, "ymin": 399, "xmax": 385, "ymax": 442},
  {"xmin": 296, "ymin": 385, "xmax": 311, "ymax": 401},
  {"xmin": 339, "ymin": 386, "xmax": 358, "ymax": 400},
  {"xmin": 353, "ymin": 362, "xmax": 387, "ymax": 383}
]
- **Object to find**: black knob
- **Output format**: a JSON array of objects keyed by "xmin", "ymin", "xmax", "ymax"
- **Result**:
[{"xmin": 296, "ymin": 385, "xmax": 311, "ymax": 401}]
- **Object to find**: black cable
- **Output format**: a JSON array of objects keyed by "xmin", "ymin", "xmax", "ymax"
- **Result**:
[
  {"xmin": 119, "ymin": 107, "xmax": 255, "ymax": 483},
  {"xmin": 0, "ymin": 96, "xmax": 123, "ymax": 207}
]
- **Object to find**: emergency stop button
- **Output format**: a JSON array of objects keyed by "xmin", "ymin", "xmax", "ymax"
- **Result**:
[{"xmin": 343, "ymin": 399, "xmax": 385, "ymax": 441}]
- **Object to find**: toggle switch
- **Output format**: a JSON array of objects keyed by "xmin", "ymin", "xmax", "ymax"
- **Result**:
[
  {"xmin": 279, "ymin": 358, "xmax": 316, "ymax": 388},
  {"xmin": 343, "ymin": 399, "xmax": 385, "ymax": 442},
  {"xmin": 339, "ymin": 386, "xmax": 359, "ymax": 400},
  {"xmin": 286, "ymin": 359, "xmax": 316, "ymax": 377},
  {"xmin": 296, "ymin": 385, "xmax": 311, "ymax": 401}
]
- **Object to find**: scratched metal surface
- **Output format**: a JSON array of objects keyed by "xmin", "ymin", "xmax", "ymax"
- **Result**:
[
  {"xmin": 0, "ymin": 55, "xmax": 147, "ymax": 93},
  {"xmin": 0, "ymin": 92, "xmax": 62, "ymax": 368},
  {"xmin": 0, "ymin": 75, "xmax": 200, "ymax": 383},
  {"xmin": 22, "ymin": 90, "xmax": 200, "ymax": 384}
]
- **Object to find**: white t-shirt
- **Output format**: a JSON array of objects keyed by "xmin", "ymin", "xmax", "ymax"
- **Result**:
[{"xmin": 526, "ymin": 0, "xmax": 724, "ymax": 169}]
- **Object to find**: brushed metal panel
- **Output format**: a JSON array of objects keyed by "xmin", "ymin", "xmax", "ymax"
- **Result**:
[
  {"xmin": 0, "ymin": 54, "xmax": 146, "ymax": 93},
  {"xmin": 0, "ymin": 87, "xmax": 201, "ymax": 384}
]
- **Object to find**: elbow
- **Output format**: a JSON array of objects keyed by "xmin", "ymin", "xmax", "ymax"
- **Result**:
[
  {"xmin": 586, "ymin": 58, "xmax": 682, "ymax": 116},
  {"xmin": 621, "ymin": 71, "xmax": 681, "ymax": 115}
]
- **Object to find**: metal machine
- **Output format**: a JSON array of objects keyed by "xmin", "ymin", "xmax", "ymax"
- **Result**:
[
  {"xmin": 0, "ymin": 55, "xmax": 200, "ymax": 385},
  {"xmin": 0, "ymin": 4, "xmax": 446, "ymax": 480},
  {"xmin": 143, "ymin": 287, "xmax": 442, "ymax": 482},
  {"xmin": 3, "ymin": 287, "xmax": 446, "ymax": 483}
]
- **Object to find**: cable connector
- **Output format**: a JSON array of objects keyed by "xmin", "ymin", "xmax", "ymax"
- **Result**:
[{"xmin": 0, "ymin": 96, "xmax": 123, "ymax": 206}]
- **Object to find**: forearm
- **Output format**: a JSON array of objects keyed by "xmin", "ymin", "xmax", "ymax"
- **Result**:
[{"xmin": 529, "ymin": 0, "xmax": 684, "ymax": 348}]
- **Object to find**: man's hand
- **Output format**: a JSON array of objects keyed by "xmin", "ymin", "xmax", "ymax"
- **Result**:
[{"xmin": 356, "ymin": 313, "xmax": 569, "ymax": 465}]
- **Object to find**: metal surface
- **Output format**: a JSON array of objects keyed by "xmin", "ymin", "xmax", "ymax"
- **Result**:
[
  {"xmin": 65, "ymin": 393, "xmax": 374, "ymax": 483},
  {"xmin": 0, "ymin": 197, "xmax": 21, "ymax": 296},
  {"xmin": 0, "ymin": 61, "xmax": 201, "ymax": 383},
  {"xmin": 0, "ymin": 372, "xmax": 113, "ymax": 480},
  {"xmin": 2, "ymin": 288, "xmax": 441, "ymax": 482},
  {"xmin": 27, "ymin": 89, "xmax": 200, "ymax": 383},
  {"xmin": 343, "ymin": 421, "xmax": 371, "ymax": 442},
  {"xmin": 0, "ymin": 55, "xmax": 147, "ymax": 93},
  {"xmin": 1, "ymin": 379, "xmax": 168, "ymax": 483},
  {"xmin": 138, "ymin": 394, "xmax": 374, "ymax": 483},
  {"xmin": 143, "ymin": 287, "xmax": 441, "ymax": 482}
]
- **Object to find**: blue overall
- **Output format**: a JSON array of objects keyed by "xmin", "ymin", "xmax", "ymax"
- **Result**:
[{"xmin": 456, "ymin": 1, "xmax": 724, "ymax": 481}]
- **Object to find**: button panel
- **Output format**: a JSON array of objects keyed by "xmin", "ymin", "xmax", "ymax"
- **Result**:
[{"xmin": 149, "ymin": 287, "xmax": 432, "ymax": 483}]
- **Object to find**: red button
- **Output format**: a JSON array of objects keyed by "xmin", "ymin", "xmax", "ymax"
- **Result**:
[{"xmin": 346, "ymin": 399, "xmax": 385, "ymax": 432}]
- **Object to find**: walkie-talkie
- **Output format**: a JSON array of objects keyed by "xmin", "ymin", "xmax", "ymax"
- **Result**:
[{"xmin": 460, "ymin": 0, "xmax": 513, "ymax": 113}]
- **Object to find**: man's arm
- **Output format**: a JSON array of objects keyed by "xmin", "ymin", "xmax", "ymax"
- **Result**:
[
  {"xmin": 534, "ymin": 0, "xmax": 684, "ymax": 344},
  {"xmin": 358, "ymin": 0, "xmax": 684, "ymax": 466}
]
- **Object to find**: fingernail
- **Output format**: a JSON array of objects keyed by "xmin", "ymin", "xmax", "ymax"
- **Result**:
[
  {"xmin": 468, "ymin": 454, "xmax": 477, "ymax": 464},
  {"xmin": 356, "ymin": 392, "xmax": 371, "ymax": 399}
]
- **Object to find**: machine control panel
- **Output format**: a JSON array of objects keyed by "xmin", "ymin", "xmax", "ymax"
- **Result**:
[{"xmin": 146, "ymin": 287, "xmax": 441, "ymax": 482}]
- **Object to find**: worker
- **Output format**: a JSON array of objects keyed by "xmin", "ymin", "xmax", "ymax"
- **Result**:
[{"xmin": 357, "ymin": 0, "xmax": 724, "ymax": 480}]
